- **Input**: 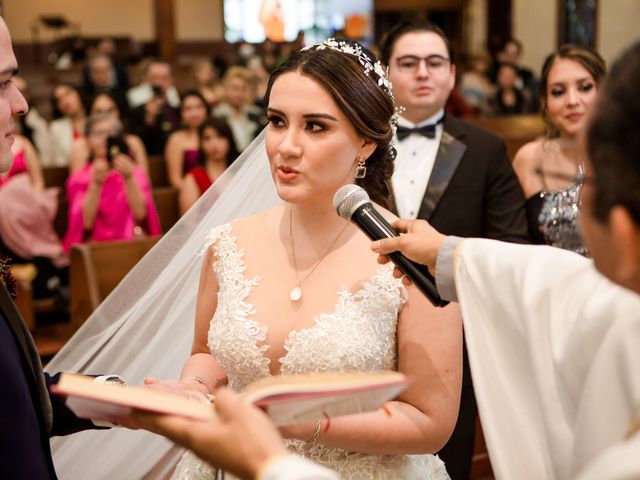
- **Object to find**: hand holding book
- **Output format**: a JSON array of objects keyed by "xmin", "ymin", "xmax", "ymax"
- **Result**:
[{"xmin": 50, "ymin": 370, "xmax": 409, "ymax": 427}]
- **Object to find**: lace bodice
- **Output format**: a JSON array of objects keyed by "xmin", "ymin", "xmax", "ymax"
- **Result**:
[{"xmin": 172, "ymin": 223, "xmax": 449, "ymax": 480}]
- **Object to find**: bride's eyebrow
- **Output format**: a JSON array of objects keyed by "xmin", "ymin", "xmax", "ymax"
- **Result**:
[
  {"xmin": 267, "ymin": 108, "xmax": 338, "ymax": 122},
  {"xmin": 267, "ymin": 107, "xmax": 285, "ymax": 116},
  {"xmin": 303, "ymin": 113, "xmax": 338, "ymax": 122}
]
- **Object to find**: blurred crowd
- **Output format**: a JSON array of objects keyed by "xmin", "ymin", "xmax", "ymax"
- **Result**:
[{"xmin": 0, "ymin": 32, "xmax": 558, "ymax": 309}]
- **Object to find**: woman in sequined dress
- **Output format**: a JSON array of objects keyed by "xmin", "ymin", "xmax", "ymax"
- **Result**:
[{"xmin": 513, "ymin": 45, "xmax": 605, "ymax": 255}]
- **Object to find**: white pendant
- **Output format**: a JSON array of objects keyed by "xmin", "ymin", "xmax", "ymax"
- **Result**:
[{"xmin": 290, "ymin": 285, "xmax": 302, "ymax": 302}]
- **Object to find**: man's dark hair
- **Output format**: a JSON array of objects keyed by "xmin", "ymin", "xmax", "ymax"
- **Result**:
[
  {"xmin": 587, "ymin": 40, "xmax": 640, "ymax": 226},
  {"xmin": 379, "ymin": 20, "xmax": 455, "ymax": 66}
]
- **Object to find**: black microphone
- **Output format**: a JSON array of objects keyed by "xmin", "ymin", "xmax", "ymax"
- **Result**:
[{"xmin": 334, "ymin": 184, "xmax": 449, "ymax": 307}]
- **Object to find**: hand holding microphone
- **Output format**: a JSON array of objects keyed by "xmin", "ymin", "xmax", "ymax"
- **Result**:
[{"xmin": 333, "ymin": 184, "xmax": 449, "ymax": 307}]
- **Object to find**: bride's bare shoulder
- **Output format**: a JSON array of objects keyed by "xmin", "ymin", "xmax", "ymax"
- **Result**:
[{"xmin": 228, "ymin": 204, "xmax": 284, "ymax": 237}]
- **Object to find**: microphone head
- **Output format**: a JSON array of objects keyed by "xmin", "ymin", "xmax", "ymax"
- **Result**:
[{"xmin": 333, "ymin": 184, "xmax": 370, "ymax": 220}]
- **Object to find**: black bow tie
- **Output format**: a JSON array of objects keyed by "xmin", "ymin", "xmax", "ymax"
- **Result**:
[{"xmin": 396, "ymin": 117, "xmax": 444, "ymax": 141}]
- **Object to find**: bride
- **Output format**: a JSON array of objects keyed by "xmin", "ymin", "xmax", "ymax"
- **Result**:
[
  {"xmin": 47, "ymin": 40, "xmax": 461, "ymax": 479},
  {"xmin": 163, "ymin": 40, "xmax": 461, "ymax": 479}
]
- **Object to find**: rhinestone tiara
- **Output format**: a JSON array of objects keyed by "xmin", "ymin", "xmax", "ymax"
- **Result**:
[{"xmin": 301, "ymin": 38, "xmax": 394, "ymax": 101}]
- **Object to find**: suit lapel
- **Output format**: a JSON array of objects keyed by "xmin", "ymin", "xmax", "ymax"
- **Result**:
[
  {"xmin": 0, "ymin": 283, "xmax": 53, "ymax": 433},
  {"xmin": 417, "ymin": 117, "xmax": 467, "ymax": 220},
  {"xmin": 0, "ymin": 284, "xmax": 39, "ymax": 381}
]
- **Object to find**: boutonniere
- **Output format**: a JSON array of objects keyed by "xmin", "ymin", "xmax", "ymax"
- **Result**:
[{"xmin": 0, "ymin": 256, "xmax": 17, "ymax": 300}]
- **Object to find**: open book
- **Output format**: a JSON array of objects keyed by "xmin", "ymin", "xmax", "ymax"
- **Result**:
[{"xmin": 51, "ymin": 371, "xmax": 409, "ymax": 426}]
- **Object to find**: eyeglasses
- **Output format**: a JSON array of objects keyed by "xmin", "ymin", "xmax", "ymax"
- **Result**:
[{"xmin": 395, "ymin": 55, "xmax": 451, "ymax": 75}]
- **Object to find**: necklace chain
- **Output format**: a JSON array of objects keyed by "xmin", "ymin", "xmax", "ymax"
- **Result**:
[{"xmin": 288, "ymin": 206, "xmax": 349, "ymax": 302}]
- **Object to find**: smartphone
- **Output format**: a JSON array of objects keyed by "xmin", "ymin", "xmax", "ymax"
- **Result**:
[
  {"xmin": 106, "ymin": 135, "xmax": 130, "ymax": 164},
  {"xmin": 151, "ymin": 85, "xmax": 163, "ymax": 97}
]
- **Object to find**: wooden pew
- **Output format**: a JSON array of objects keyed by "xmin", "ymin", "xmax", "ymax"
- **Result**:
[
  {"xmin": 42, "ymin": 166, "xmax": 69, "ymax": 189},
  {"xmin": 153, "ymin": 186, "xmax": 180, "ymax": 232},
  {"xmin": 467, "ymin": 114, "xmax": 546, "ymax": 159},
  {"xmin": 148, "ymin": 155, "xmax": 169, "ymax": 187},
  {"xmin": 69, "ymin": 236, "xmax": 160, "ymax": 332}
]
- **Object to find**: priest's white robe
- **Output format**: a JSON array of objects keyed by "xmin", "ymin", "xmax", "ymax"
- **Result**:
[
  {"xmin": 575, "ymin": 430, "xmax": 640, "ymax": 480},
  {"xmin": 437, "ymin": 238, "xmax": 640, "ymax": 480}
]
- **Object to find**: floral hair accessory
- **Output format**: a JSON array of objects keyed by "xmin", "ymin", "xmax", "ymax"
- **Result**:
[
  {"xmin": 302, "ymin": 38, "xmax": 403, "ymax": 155},
  {"xmin": 302, "ymin": 38, "xmax": 395, "ymax": 101},
  {"xmin": 0, "ymin": 256, "xmax": 17, "ymax": 300}
]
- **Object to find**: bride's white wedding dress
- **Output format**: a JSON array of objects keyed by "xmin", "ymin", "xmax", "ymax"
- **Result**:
[{"xmin": 172, "ymin": 224, "xmax": 449, "ymax": 480}]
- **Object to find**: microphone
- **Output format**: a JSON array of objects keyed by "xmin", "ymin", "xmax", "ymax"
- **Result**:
[{"xmin": 334, "ymin": 184, "xmax": 449, "ymax": 307}]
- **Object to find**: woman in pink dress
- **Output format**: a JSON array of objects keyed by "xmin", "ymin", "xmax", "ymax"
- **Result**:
[{"xmin": 63, "ymin": 114, "xmax": 161, "ymax": 251}]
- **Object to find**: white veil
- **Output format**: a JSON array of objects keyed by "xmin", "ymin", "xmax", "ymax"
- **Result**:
[{"xmin": 46, "ymin": 130, "xmax": 282, "ymax": 479}]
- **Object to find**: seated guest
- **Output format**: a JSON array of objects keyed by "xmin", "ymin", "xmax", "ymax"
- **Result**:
[
  {"xmin": 213, "ymin": 66, "xmax": 264, "ymax": 151},
  {"xmin": 63, "ymin": 114, "xmax": 161, "ymax": 251},
  {"xmin": 191, "ymin": 58, "xmax": 223, "ymax": 109},
  {"xmin": 92, "ymin": 37, "xmax": 131, "ymax": 90},
  {"xmin": 488, "ymin": 62, "xmax": 531, "ymax": 115},
  {"xmin": 513, "ymin": 45, "xmax": 605, "ymax": 255},
  {"xmin": 70, "ymin": 92, "xmax": 149, "ymax": 176},
  {"xmin": 49, "ymin": 83, "xmax": 87, "ymax": 167},
  {"xmin": 12, "ymin": 75, "xmax": 52, "ymax": 165},
  {"xmin": 179, "ymin": 116, "xmax": 238, "ymax": 214},
  {"xmin": 128, "ymin": 59, "xmax": 180, "ymax": 155},
  {"xmin": 81, "ymin": 53, "xmax": 128, "ymax": 108},
  {"xmin": 491, "ymin": 37, "xmax": 538, "ymax": 106},
  {"xmin": 459, "ymin": 52, "xmax": 495, "ymax": 115},
  {"xmin": 164, "ymin": 90, "xmax": 209, "ymax": 188}
]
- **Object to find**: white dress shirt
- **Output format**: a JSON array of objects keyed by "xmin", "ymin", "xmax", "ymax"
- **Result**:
[{"xmin": 391, "ymin": 109, "xmax": 445, "ymax": 219}]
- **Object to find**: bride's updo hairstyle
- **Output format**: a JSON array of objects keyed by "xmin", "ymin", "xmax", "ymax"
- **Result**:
[{"xmin": 264, "ymin": 40, "xmax": 396, "ymax": 207}]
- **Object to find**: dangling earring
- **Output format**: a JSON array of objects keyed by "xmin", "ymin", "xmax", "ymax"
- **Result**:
[{"xmin": 354, "ymin": 155, "xmax": 366, "ymax": 179}]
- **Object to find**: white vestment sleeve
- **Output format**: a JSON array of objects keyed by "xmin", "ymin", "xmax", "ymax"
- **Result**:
[
  {"xmin": 451, "ymin": 239, "xmax": 640, "ymax": 480},
  {"xmin": 575, "ymin": 431, "xmax": 640, "ymax": 480},
  {"xmin": 258, "ymin": 455, "xmax": 339, "ymax": 480}
]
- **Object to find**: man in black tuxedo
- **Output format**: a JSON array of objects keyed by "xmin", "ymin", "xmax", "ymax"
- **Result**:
[
  {"xmin": 0, "ymin": 15, "xmax": 97, "ymax": 479},
  {"xmin": 380, "ymin": 21, "xmax": 530, "ymax": 480}
]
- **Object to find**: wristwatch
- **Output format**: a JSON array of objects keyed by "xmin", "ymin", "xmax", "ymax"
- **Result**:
[{"xmin": 93, "ymin": 375, "xmax": 127, "ymax": 386}]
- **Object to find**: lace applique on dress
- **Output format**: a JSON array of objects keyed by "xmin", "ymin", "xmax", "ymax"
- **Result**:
[
  {"xmin": 172, "ymin": 223, "xmax": 451, "ymax": 480},
  {"xmin": 205, "ymin": 223, "xmax": 270, "ymax": 390}
]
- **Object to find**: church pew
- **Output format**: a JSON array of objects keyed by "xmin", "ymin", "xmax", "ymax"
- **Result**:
[
  {"xmin": 148, "ymin": 154, "xmax": 169, "ymax": 187},
  {"xmin": 42, "ymin": 165, "xmax": 69, "ymax": 189},
  {"xmin": 152, "ymin": 186, "xmax": 180, "ymax": 233},
  {"xmin": 468, "ymin": 114, "xmax": 546, "ymax": 159},
  {"xmin": 69, "ymin": 236, "xmax": 160, "ymax": 331}
]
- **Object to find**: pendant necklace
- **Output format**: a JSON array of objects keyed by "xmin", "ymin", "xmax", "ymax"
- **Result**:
[{"xmin": 289, "ymin": 206, "xmax": 349, "ymax": 302}]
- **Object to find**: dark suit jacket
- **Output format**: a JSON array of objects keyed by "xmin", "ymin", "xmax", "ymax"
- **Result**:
[
  {"xmin": 391, "ymin": 115, "xmax": 530, "ymax": 476},
  {"xmin": 129, "ymin": 104, "xmax": 179, "ymax": 156},
  {"xmin": 0, "ymin": 285, "xmax": 95, "ymax": 479},
  {"xmin": 402, "ymin": 114, "xmax": 530, "ymax": 242}
]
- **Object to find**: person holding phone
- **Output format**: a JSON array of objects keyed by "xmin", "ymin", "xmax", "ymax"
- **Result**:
[
  {"xmin": 69, "ymin": 92, "xmax": 151, "ymax": 176},
  {"xmin": 63, "ymin": 113, "xmax": 161, "ymax": 250},
  {"xmin": 128, "ymin": 60, "xmax": 180, "ymax": 156}
]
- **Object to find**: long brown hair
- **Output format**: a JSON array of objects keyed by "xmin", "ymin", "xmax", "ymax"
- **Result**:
[{"xmin": 264, "ymin": 42, "xmax": 396, "ymax": 207}]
